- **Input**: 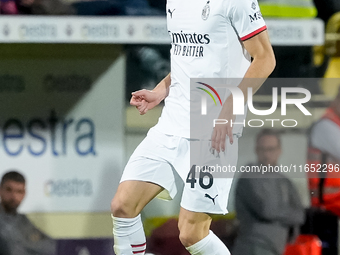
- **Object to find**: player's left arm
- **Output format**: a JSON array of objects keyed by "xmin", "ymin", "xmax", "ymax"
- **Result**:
[
  {"xmin": 211, "ymin": 31, "xmax": 275, "ymax": 153},
  {"xmin": 243, "ymin": 30, "xmax": 276, "ymax": 79}
]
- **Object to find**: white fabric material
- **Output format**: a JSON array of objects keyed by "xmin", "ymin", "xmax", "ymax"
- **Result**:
[
  {"xmin": 120, "ymin": 127, "xmax": 188, "ymax": 200},
  {"xmin": 155, "ymin": 0, "xmax": 266, "ymax": 138},
  {"xmin": 112, "ymin": 214, "xmax": 146, "ymax": 255},
  {"xmin": 121, "ymin": 128, "xmax": 238, "ymax": 214},
  {"xmin": 186, "ymin": 230, "xmax": 231, "ymax": 255},
  {"xmin": 310, "ymin": 119, "xmax": 340, "ymax": 162},
  {"xmin": 181, "ymin": 137, "xmax": 238, "ymax": 214}
]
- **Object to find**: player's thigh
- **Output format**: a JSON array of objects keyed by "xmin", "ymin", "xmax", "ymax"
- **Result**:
[
  {"xmin": 113, "ymin": 132, "xmax": 178, "ymax": 217},
  {"xmin": 111, "ymin": 180, "xmax": 163, "ymax": 217},
  {"xmin": 121, "ymin": 128, "xmax": 181, "ymax": 201}
]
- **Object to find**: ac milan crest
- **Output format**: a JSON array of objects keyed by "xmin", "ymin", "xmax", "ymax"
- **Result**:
[{"xmin": 202, "ymin": 1, "xmax": 210, "ymax": 20}]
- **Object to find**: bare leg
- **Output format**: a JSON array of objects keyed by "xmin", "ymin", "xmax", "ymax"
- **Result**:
[{"xmin": 111, "ymin": 180, "xmax": 163, "ymax": 218}]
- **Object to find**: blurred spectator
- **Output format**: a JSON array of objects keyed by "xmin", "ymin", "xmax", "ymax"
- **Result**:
[
  {"xmin": 305, "ymin": 93, "xmax": 340, "ymax": 255},
  {"xmin": 250, "ymin": 129, "xmax": 282, "ymax": 167},
  {"xmin": 0, "ymin": 0, "xmax": 75, "ymax": 14},
  {"xmin": 0, "ymin": 236, "xmax": 10, "ymax": 255},
  {"xmin": 307, "ymin": 87, "xmax": 340, "ymax": 216},
  {"xmin": 0, "ymin": 171, "xmax": 56, "ymax": 255},
  {"xmin": 233, "ymin": 130, "xmax": 305, "ymax": 255}
]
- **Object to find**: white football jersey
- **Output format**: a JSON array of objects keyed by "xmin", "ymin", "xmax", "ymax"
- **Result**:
[{"xmin": 154, "ymin": 0, "xmax": 267, "ymax": 138}]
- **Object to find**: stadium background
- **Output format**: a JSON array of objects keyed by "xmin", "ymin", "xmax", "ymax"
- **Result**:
[{"xmin": 0, "ymin": 1, "xmax": 340, "ymax": 254}]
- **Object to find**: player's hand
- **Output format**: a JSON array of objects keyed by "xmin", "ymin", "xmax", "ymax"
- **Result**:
[
  {"xmin": 210, "ymin": 101, "xmax": 235, "ymax": 154},
  {"xmin": 130, "ymin": 89, "xmax": 162, "ymax": 115}
]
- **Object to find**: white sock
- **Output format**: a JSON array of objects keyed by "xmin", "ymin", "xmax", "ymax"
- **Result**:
[
  {"xmin": 186, "ymin": 230, "xmax": 230, "ymax": 255},
  {"xmin": 112, "ymin": 214, "xmax": 146, "ymax": 255}
]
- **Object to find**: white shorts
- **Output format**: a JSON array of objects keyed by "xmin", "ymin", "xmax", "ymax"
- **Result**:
[{"xmin": 120, "ymin": 127, "xmax": 238, "ymax": 214}]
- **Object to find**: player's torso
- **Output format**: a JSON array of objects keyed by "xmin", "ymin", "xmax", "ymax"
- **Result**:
[
  {"xmin": 167, "ymin": 0, "xmax": 230, "ymax": 66},
  {"xmin": 156, "ymin": 0, "xmax": 251, "ymax": 138},
  {"xmin": 167, "ymin": 0, "xmax": 228, "ymax": 55},
  {"xmin": 166, "ymin": 0, "xmax": 251, "ymax": 83}
]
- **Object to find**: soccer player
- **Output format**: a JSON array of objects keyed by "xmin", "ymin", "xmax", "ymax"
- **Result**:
[{"xmin": 111, "ymin": 0, "xmax": 276, "ymax": 254}]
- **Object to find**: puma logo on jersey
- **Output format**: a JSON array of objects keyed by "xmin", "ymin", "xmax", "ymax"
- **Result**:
[
  {"xmin": 205, "ymin": 194, "xmax": 218, "ymax": 205},
  {"xmin": 168, "ymin": 9, "xmax": 175, "ymax": 18}
]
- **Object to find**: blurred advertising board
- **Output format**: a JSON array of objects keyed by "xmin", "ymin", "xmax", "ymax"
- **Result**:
[
  {"xmin": 0, "ymin": 16, "xmax": 324, "ymax": 45},
  {"xmin": 0, "ymin": 56, "xmax": 125, "ymax": 213}
]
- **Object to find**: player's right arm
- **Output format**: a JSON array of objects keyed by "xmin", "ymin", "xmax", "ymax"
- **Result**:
[
  {"xmin": 211, "ymin": 0, "xmax": 275, "ymax": 153},
  {"xmin": 130, "ymin": 73, "xmax": 171, "ymax": 115}
]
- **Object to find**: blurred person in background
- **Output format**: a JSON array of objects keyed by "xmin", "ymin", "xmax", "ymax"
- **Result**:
[
  {"xmin": 301, "ymin": 89, "xmax": 340, "ymax": 255},
  {"xmin": 233, "ymin": 130, "xmax": 305, "ymax": 255},
  {"xmin": 0, "ymin": 237, "xmax": 10, "ymax": 255},
  {"xmin": 248, "ymin": 129, "xmax": 282, "ymax": 167},
  {"xmin": 0, "ymin": 171, "xmax": 56, "ymax": 255},
  {"xmin": 308, "ymin": 87, "xmax": 340, "ymax": 216}
]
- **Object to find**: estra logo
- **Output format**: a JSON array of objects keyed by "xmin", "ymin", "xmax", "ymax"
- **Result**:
[{"xmin": 44, "ymin": 178, "xmax": 92, "ymax": 197}]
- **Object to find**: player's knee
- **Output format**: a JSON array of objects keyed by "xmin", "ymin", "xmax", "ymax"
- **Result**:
[
  {"xmin": 178, "ymin": 215, "xmax": 211, "ymax": 247},
  {"xmin": 111, "ymin": 197, "xmax": 138, "ymax": 218},
  {"xmin": 179, "ymin": 229, "xmax": 197, "ymax": 247},
  {"xmin": 178, "ymin": 220, "xmax": 199, "ymax": 247}
]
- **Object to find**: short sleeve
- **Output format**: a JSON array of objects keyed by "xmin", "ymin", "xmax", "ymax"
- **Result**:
[{"xmin": 227, "ymin": 0, "xmax": 267, "ymax": 41}]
